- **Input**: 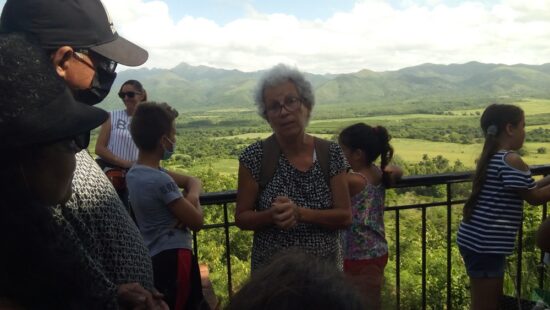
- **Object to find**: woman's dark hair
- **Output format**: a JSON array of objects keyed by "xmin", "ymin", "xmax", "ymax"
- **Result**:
[
  {"xmin": 227, "ymin": 249, "xmax": 365, "ymax": 310},
  {"xmin": 120, "ymin": 79, "xmax": 147, "ymax": 101},
  {"xmin": 130, "ymin": 101, "xmax": 179, "ymax": 151},
  {"xmin": 338, "ymin": 123, "xmax": 394, "ymax": 186},
  {"xmin": 463, "ymin": 104, "xmax": 524, "ymax": 221}
]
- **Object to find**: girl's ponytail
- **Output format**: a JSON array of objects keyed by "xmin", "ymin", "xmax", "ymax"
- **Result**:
[
  {"xmin": 463, "ymin": 134, "xmax": 499, "ymax": 220},
  {"xmin": 339, "ymin": 123, "xmax": 394, "ymax": 186},
  {"xmin": 375, "ymin": 126, "xmax": 394, "ymax": 187},
  {"xmin": 463, "ymin": 104, "xmax": 524, "ymax": 221}
]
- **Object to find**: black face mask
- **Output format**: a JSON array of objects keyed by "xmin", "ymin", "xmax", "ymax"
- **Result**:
[{"xmin": 73, "ymin": 67, "xmax": 117, "ymax": 105}]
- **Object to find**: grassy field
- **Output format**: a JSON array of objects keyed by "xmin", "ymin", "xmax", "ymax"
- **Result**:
[
  {"xmin": 199, "ymin": 138, "xmax": 550, "ymax": 174},
  {"xmin": 446, "ymin": 98, "xmax": 550, "ymax": 116},
  {"xmin": 92, "ymin": 98, "xmax": 550, "ymax": 174}
]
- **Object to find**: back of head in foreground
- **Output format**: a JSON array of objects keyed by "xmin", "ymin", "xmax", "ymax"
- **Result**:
[
  {"xmin": 227, "ymin": 250, "xmax": 365, "ymax": 310},
  {"xmin": 0, "ymin": 32, "xmax": 108, "ymax": 308}
]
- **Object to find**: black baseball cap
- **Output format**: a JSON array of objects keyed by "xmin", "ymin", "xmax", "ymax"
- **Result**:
[
  {"xmin": 0, "ymin": 0, "xmax": 148, "ymax": 66},
  {"xmin": 0, "ymin": 33, "xmax": 108, "ymax": 150}
]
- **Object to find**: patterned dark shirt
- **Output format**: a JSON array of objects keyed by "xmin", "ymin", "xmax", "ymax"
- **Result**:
[
  {"xmin": 239, "ymin": 139, "xmax": 348, "ymax": 271},
  {"xmin": 53, "ymin": 151, "xmax": 154, "ymax": 306}
]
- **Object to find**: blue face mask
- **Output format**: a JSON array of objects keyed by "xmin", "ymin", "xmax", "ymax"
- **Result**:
[{"xmin": 162, "ymin": 136, "xmax": 176, "ymax": 160}]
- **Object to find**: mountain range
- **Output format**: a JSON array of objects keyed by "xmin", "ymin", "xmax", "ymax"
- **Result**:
[{"xmin": 98, "ymin": 61, "xmax": 550, "ymax": 112}]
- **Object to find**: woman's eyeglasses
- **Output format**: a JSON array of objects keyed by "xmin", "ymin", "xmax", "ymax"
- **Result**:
[
  {"xmin": 118, "ymin": 91, "xmax": 141, "ymax": 99},
  {"xmin": 265, "ymin": 97, "xmax": 302, "ymax": 116}
]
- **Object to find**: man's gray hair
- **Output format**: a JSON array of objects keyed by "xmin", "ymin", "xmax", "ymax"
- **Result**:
[{"xmin": 253, "ymin": 64, "xmax": 315, "ymax": 119}]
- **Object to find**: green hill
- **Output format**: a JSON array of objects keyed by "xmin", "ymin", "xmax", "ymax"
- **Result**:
[{"xmin": 98, "ymin": 61, "xmax": 550, "ymax": 112}]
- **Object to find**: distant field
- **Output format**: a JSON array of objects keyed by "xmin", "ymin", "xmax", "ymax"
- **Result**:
[
  {"xmin": 180, "ymin": 99, "xmax": 550, "ymax": 174},
  {"xmin": 193, "ymin": 158, "xmax": 239, "ymax": 175},
  {"xmin": 392, "ymin": 138, "xmax": 480, "ymax": 167},
  {"xmin": 206, "ymin": 108, "xmax": 254, "ymax": 113},
  {"xmin": 198, "ymin": 137, "xmax": 550, "ymax": 172},
  {"xmin": 211, "ymin": 132, "xmax": 334, "ymax": 140},
  {"xmin": 447, "ymin": 98, "xmax": 550, "ymax": 116},
  {"xmin": 515, "ymin": 98, "xmax": 550, "ymax": 115},
  {"xmin": 310, "ymin": 113, "xmax": 454, "ymax": 125}
]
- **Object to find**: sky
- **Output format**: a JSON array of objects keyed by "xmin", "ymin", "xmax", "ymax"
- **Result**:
[{"xmin": 1, "ymin": 0, "xmax": 549, "ymax": 74}]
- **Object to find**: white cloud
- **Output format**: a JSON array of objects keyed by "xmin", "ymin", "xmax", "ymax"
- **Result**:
[{"xmin": 102, "ymin": 0, "xmax": 550, "ymax": 74}]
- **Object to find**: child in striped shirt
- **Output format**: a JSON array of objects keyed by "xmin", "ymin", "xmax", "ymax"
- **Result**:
[{"xmin": 457, "ymin": 104, "xmax": 550, "ymax": 310}]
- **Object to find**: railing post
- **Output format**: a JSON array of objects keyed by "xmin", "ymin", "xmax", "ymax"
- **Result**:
[
  {"xmin": 396, "ymin": 209, "xmax": 401, "ymax": 309},
  {"xmin": 516, "ymin": 218, "xmax": 523, "ymax": 298},
  {"xmin": 422, "ymin": 207, "xmax": 427, "ymax": 310},
  {"xmin": 446, "ymin": 183, "xmax": 452, "ymax": 310},
  {"xmin": 540, "ymin": 203, "xmax": 547, "ymax": 289},
  {"xmin": 223, "ymin": 202, "xmax": 233, "ymax": 297}
]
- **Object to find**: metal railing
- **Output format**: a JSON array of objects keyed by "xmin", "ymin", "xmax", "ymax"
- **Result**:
[{"xmin": 195, "ymin": 165, "xmax": 550, "ymax": 309}]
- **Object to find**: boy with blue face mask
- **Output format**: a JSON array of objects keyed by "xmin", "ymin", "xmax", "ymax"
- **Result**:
[{"xmin": 127, "ymin": 101, "xmax": 204, "ymax": 309}]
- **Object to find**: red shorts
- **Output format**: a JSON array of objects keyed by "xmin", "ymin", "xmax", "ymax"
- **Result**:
[{"xmin": 344, "ymin": 254, "xmax": 389, "ymax": 286}]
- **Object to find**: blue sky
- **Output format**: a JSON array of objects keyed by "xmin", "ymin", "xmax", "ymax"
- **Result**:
[
  {"xmin": 160, "ymin": 0, "xmax": 502, "ymax": 25},
  {"xmin": 1, "ymin": 0, "xmax": 549, "ymax": 73},
  {"xmin": 162, "ymin": 0, "xmax": 357, "ymax": 25}
]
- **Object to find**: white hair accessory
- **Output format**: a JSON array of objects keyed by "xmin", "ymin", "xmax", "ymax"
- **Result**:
[{"xmin": 486, "ymin": 125, "xmax": 498, "ymax": 136}]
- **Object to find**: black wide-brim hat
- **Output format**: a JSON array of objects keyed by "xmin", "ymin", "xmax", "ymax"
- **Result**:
[
  {"xmin": 1, "ymin": 88, "xmax": 108, "ymax": 150},
  {"xmin": 0, "ymin": 0, "xmax": 148, "ymax": 66}
]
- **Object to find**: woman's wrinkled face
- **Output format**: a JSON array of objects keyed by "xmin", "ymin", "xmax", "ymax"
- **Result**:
[
  {"xmin": 263, "ymin": 81, "xmax": 311, "ymax": 138},
  {"xmin": 120, "ymin": 84, "xmax": 145, "ymax": 115},
  {"xmin": 21, "ymin": 138, "xmax": 80, "ymax": 205}
]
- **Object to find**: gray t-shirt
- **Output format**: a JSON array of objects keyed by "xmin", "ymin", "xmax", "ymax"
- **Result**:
[{"xmin": 127, "ymin": 164, "xmax": 192, "ymax": 257}]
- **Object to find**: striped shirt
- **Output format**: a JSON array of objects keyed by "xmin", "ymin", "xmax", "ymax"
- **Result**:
[
  {"xmin": 457, "ymin": 151, "xmax": 535, "ymax": 255},
  {"xmin": 105, "ymin": 109, "xmax": 138, "ymax": 162}
]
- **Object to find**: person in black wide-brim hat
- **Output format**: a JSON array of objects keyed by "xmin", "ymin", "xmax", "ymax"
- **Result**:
[
  {"xmin": 0, "ymin": 33, "xmax": 113, "ymax": 309},
  {"xmin": 1, "ymin": 1, "xmax": 165, "ymax": 308}
]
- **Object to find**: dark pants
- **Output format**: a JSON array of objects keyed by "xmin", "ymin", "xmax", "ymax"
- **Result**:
[{"xmin": 152, "ymin": 248, "xmax": 192, "ymax": 310}]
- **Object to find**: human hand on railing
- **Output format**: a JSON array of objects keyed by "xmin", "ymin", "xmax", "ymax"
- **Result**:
[{"xmin": 271, "ymin": 196, "xmax": 300, "ymax": 230}]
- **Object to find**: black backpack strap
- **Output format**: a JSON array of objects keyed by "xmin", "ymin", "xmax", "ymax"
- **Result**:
[
  {"xmin": 259, "ymin": 134, "xmax": 281, "ymax": 191},
  {"xmin": 314, "ymin": 137, "xmax": 331, "ymax": 187},
  {"xmin": 260, "ymin": 135, "xmax": 331, "ymax": 190}
]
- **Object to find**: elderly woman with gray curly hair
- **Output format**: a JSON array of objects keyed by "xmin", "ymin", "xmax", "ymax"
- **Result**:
[{"xmin": 235, "ymin": 64, "xmax": 352, "ymax": 272}]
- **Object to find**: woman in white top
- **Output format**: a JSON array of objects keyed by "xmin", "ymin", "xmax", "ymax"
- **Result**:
[{"xmin": 95, "ymin": 80, "xmax": 147, "ymax": 210}]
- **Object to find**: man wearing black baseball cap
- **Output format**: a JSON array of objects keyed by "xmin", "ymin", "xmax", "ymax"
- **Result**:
[
  {"xmin": 1, "ymin": 1, "xmax": 165, "ymax": 308},
  {"xmin": 1, "ymin": 0, "xmax": 148, "ymax": 105}
]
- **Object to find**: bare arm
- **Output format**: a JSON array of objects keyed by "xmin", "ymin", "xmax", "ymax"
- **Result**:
[
  {"xmin": 506, "ymin": 153, "xmax": 550, "ymax": 205},
  {"xmin": 536, "ymin": 175, "xmax": 550, "ymax": 188},
  {"xmin": 166, "ymin": 170, "xmax": 202, "ymax": 207},
  {"xmin": 296, "ymin": 172, "xmax": 352, "ymax": 230},
  {"xmin": 234, "ymin": 163, "xmax": 275, "ymax": 230},
  {"xmin": 94, "ymin": 117, "xmax": 133, "ymax": 169},
  {"xmin": 385, "ymin": 164, "xmax": 403, "ymax": 187},
  {"xmin": 344, "ymin": 172, "xmax": 366, "ymax": 196},
  {"xmin": 167, "ymin": 196, "xmax": 204, "ymax": 231}
]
